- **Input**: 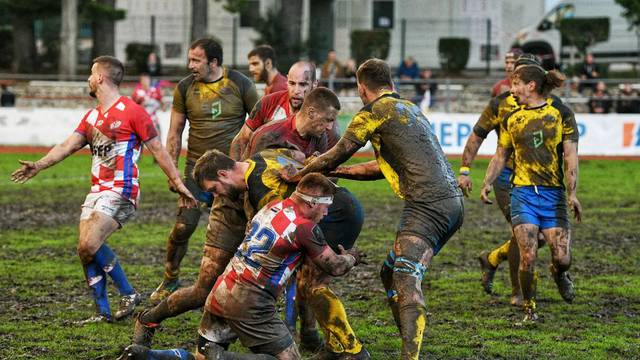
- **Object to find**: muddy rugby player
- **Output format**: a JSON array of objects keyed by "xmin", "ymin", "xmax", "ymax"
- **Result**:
[
  {"xmin": 480, "ymin": 64, "xmax": 581, "ymax": 323},
  {"xmin": 282, "ymin": 58, "xmax": 464, "ymax": 360},
  {"xmin": 150, "ymin": 38, "xmax": 258, "ymax": 303},
  {"xmin": 11, "ymin": 56, "xmax": 195, "ymax": 324}
]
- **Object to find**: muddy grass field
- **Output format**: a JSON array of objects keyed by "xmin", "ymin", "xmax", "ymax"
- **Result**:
[{"xmin": 1, "ymin": 152, "xmax": 638, "ymax": 360}]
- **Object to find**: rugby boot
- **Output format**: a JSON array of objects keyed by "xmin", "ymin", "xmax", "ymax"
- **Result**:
[
  {"xmin": 132, "ymin": 310, "xmax": 158, "ymax": 347},
  {"xmin": 300, "ymin": 329, "xmax": 324, "ymax": 353},
  {"xmin": 550, "ymin": 265, "xmax": 575, "ymax": 303},
  {"xmin": 75, "ymin": 313, "xmax": 111, "ymax": 325},
  {"xmin": 517, "ymin": 300, "xmax": 538, "ymax": 326},
  {"xmin": 510, "ymin": 294, "xmax": 523, "ymax": 307},
  {"xmin": 478, "ymin": 251, "xmax": 497, "ymax": 294},
  {"xmin": 115, "ymin": 292, "xmax": 141, "ymax": 320},
  {"xmin": 149, "ymin": 278, "xmax": 180, "ymax": 305},
  {"xmin": 117, "ymin": 344, "xmax": 149, "ymax": 360},
  {"xmin": 201, "ymin": 342, "xmax": 224, "ymax": 360}
]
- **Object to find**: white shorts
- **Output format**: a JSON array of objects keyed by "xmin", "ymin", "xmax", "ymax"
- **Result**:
[{"xmin": 80, "ymin": 191, "xmax": 136, "ymax": 227}]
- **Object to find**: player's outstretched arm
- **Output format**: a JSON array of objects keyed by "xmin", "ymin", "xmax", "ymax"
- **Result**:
[
  {"xmin": 563, "ymin": 139, "xmax": 582, "ymax": 222},
  {"xmin": 11, "ymin": 132, "xmax": 87, "ymax": 184},
  {"xmin": 480, "ymin": 145, "xmax": 511, "ymax": 204},
  {"xmin": 329, "ymin": 160, "xmax": 384, "ymax": 181},
  {"xmin": 145, "ymin": 137, "xmax": 196, "ymax": 207},
  {"xmin": 458, "ymin": 132, "xmax": 485, "ymax": 197},
  {"xmin": 281, "ymin": 137, "xmax": 361, "ymax": 183}
]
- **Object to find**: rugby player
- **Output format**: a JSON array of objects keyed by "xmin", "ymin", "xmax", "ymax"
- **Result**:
[
  {"xmin": 229, "ymin": 61, "xmax": 339, "ymax": 160},
  {"xmin": 150, "ymin": 38, "xmax": 258, "ymax": 303},
  {"xmin": 459, "ymin": 53, "xmax": 545, "ymax": 305},
  {"xmin": 10, "ymin": 56, "xmax": 195, "ymax": 323},
  {"xmin": 281, "ymin": 58, "xmax": 464, "ymax": 360},
  {"xmin": 248, "ymin": 45, "xmax": 288, "ymax": 96},
  {"xmin": 490, "ymin": 49, "xmax": 521, "ymax": 97},
  {"xmin": 245, "ymin": 87, "xmax": 368, "ymax": 357},
  {"xmin": 480, "ymin": 64, "xmax": 581, "ymax": 323},
  {"xmin": 120, "ymin": 173, "xmax": 362, "ymax": 360}
]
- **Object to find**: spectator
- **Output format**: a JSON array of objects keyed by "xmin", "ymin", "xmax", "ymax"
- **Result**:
[
  {"xmin": 146, "ymin": 52, "xmax": 162, "ymax": 78},
  {"xmin": 566, "ymin": 76, "xmax": 589, "ymax": 113},
  {"xmin": 341, "ymin": 58, "xmax": 358, "ymax": 96},
  {"xmin": 396, "ymin": 56, "xmax": 420, "ymax": 80},
  {"xmin": 413, "ymin": 68, "xmax": 438, "ymax": 112},
  {"xmin": 616, "ymin": 83, "xmax": 640, "ymax": 113},
  {"xmin": 1, "ymin": 84, "xmax": 16, "ymax": 107},
  {"xmin": 588, "ymin": 81, "xmax": 612, "ymax": 114},
  {"xmin": 131, "ymin": 73, "xmax": 164, "ymax": 142},
  {"xmin": 579, "ymin": 53, "xmax": 598, "ymax": 93},
  {"xmin": 320, "ymin": 49, "xmax": 343, "ymax": 91}
]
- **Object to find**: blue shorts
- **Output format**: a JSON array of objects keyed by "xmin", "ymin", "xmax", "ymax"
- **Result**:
[{"xmin": 511, "ymin": 186, "xmax": 569, "ymax": 230}]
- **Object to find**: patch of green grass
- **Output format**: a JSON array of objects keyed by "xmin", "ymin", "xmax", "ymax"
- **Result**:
[{"xmin": 1, "ymin": 151, "xmax": 639, "ymax": 359}]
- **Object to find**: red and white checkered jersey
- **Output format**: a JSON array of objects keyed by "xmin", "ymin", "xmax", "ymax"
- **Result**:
[
  {"xmin": 211, "ymin": 198, "xmax": 327, "ymax": 301},
  {"xmin": 75, "ymin": 96, "xmax": 158, "ymax": 206}
]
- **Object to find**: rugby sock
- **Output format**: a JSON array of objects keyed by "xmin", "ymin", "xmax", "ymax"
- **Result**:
[
  {"xmin": 519, "ymin": 270, "xmax": 536, "ymax": 304},
  {"xmin": 398, "ymin": 303, "xmax": 427, "ymax": 360},
  {"xmin": 140, "ymin": 299, "xmax": 170, "ymax": 324},
  {"xmin": 507, "ymin": 236, "xmax": 521, "ymax": 296},
  {"xmin": 93, "ymin": 244, "xmax": 135, "ymax": 296},
  {"xmin": 145, "ymin": 348, "xmax": 193, "ymax": 360},
  {"xmin": 284, "ymin": 273, "xmax": 298, "ymax": 333},
  {"xmin": 84, "ymin": 261, "xmax": 110, "ymax": 317},
  {"xmin": 387, "ymin": 291, "xmax": 402, "ymax": 331},
  {"xmin": 309, "ymin": 287, "xmax": 363, "ymax": 354},
  {"xmin": 487, "ymin": 239, "xmax": 510, "ymax": 268}
]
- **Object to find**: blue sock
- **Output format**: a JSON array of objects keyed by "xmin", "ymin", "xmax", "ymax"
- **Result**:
[
  {"xmin": 93, "ymin": 244, "xmax": 135, "ymax": 296},
  {"xmin": 147, "ymin": 348, "xmax": 192, "ymax": 360},
  {"xmin": 84, "ymin": 261, "xmax": 110, "ymax": 317},
  {"xmin": 284, "ymin": 273, "xmax": 297, "ymax": 330}
]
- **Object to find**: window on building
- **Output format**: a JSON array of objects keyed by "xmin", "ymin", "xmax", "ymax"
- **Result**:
[
  {"xmin": 373, "ymin": 0, "xmax": 394, "ymax": 29},
  {"xmin": 240, "ymin": 0, "xmax": 260, "ymax": 28}
]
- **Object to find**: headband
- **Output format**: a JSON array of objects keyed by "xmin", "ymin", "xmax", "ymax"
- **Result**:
[
  {"xmin": 517, "ymin": 64, "xmax": 548, "ymax": 75},
  {"xmin": 293, "ymin": 191, "xmax": 334, "ymax": 205}
]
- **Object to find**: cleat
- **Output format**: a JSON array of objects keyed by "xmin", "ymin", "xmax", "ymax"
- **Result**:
[
  {"xmin": 550, "ymin": 265, "xmax": 575, "ymax": 303},
  {"xmin": 117, "ymin": 344, "xmax": 150, "ymax": 360},
  {"xmin": 478, "ymin": 251, "xmax": 497, "ymax": 294},
  {"xmin": 300, "ymin": 329, "xmax": 324, "ymax": 353},
  {"xmin": 115, "ymin": 293, "xmax": 141, "ymax": 320},
  {"xmin": 200, "ymin": 342, "xmax": 224, "ymax": 360},
  {"xmin": 132, "ymin": 310, "xmax": 158, "ymax": 347},
  {"xmin": 520, "ymin": 307, "xmax": 538, "ymax": 324},
  {"xmin": 149, "ymin": 278, "xmax": 180, "ymax": 305},
  {"xmin": 308, "ymin": 347, "xmax": 371, "ymax": 360},
  {"xmin": 75, "ymin": 313, "xmax": 111, "ymax": 325}
]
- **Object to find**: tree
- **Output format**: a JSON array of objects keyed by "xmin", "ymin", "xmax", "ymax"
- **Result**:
[
  {"xmin": 84, "ymin": 0, "xmax": 126, "ymax": 59},
  {"xmin": 191, "ymin": 0, "xmax": 208, "ymax": 41},
  {"xmin": 615, "ymin": 0, "xmax": 640, "ymax": 66},
  {"xmin": 252, "ymin": 1, "xmax": 304, "ymax": 71},
  {"xmin": 558, "ymin": 17, "xmax": 609, "ymax": 57},
  {"xmin": 59, "ymin": 0, "xmax": 78, "ymax": 76}
]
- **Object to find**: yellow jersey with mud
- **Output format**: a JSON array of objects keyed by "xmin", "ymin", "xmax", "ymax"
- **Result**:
[
  {"xmin": 244, "ymin": 149, "xmax": 301, "ymax": 213},
  {"xmin": 343, "ymin": 91, "xmax": 461, "ymax": 202},
  {"xmin": 499, "ymin": 97, "xmax": 579, "ymax": 187},
  {"xmin": 173, "ymin": 67, "xmax": 258, "ymax": 163},
  {"xmin": 474, "ymin": 91, "xmax": 518, "ymax": 169}
]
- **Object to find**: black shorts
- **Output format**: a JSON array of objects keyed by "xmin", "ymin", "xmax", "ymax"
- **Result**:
[
  {"xmin": 318, "ymin": 187, "xmax": 364, "ymax": 252},
  {"xmin": 397, "ymin": 196, "xmax": 464, "ymax": 255}
]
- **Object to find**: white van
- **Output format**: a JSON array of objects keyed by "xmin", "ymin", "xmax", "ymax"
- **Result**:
[{"xmin": 512, "ymin": 0, "xmax": 638, "ymax": 68}]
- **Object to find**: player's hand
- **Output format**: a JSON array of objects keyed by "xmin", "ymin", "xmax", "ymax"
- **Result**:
[
  {"xmin": 457, "ymin": 174, "xmax": 472, "ymax": 197},
  {"xmin": 167, "ymin": 178, "xmax": 178, "ymax": 193},
  {"xmin": 480, "ymin": 183, "xmax": 493, "ymax": 204},
  {"xmin": 171, "ymin": 180, "xmax": 197, "ymax": 207},
  {"xmin": 569, "ymin": 195, "xmax": 582, "ymax": 223},
  {"xmin": 11, "ymin": 160, "xmax": 41, "ymax": 184},
  {"xmin": 280, "ymin": 164, "xmax": 301, "ymax": 183},
  {"xmin": 338, "ymin": 245, "xmax": 367, "ymax": 266}
]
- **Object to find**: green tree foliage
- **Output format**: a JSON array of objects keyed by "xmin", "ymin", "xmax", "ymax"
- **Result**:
[
  {"xmin": 438, "ymin": 38, "xmax": 470, "ymax": 74},
  {"xmin": 350, "ymin": 30, "xmax": 390, "ymax": 66},
  {"xmin": 615, "ymin": 0, "xmax": 640, "ymax": 30},
  {"xmin": 253, "ymin": 8, "xmax": 304, "ymax": 71},
  {"xmin": 558, "ymin": 17, "xmax": 610, "ymax": 56}
]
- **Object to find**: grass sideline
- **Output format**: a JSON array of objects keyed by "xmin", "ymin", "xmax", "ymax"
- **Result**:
[{"xmin": 1, "ymin": 152, "xmax": 639, "ymax": 359}]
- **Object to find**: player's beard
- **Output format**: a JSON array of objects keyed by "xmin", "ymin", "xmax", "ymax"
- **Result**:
[
  {"xmin": 223, "ymin": 183, "xmax": 242, "ymax": 201},
  {"xmin": 259, "ymin": 68, "xmax": 269, "ymax": 83}
]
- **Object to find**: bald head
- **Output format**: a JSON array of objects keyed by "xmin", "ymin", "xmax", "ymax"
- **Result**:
[{"xmin": 287, "ymin": 61, "xmax": 318, "ymax": 111}]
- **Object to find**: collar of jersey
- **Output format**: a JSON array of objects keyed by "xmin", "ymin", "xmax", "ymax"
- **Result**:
[
  {"xmin": 244, "ymin": 159, "xmax": 256, "ymax": 187},
  {"xmin": 201, "ymin": 66, "xmax": 227, "ymax": 84}
]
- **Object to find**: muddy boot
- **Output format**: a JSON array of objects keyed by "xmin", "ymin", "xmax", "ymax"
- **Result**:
[
  {"xmin": 115, "ymin": 293, "xmax": 141, "ymax": 320},
  {"xmin": 478, "ymin": 251, "xmax": 497, "ymax": 294},
  {"xmin": 300, "ymin": 329, "xmax": 323, "ymax": 353},
  {"xmin": 117, "ymin": 344, "xmax": 150, "ymax": 360},
  {"xmin": 132, "ymin": 310, "xmax": 159, "ymax": 347},
  {"xmin": 150, "ymin": 277, "xmax": 180, "ymax": 305},
  {"xmin": 550, "ymin": 265, "xmax": 575, "ymax": 303}
]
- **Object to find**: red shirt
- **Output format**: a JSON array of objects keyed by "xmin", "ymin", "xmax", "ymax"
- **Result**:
[
  {"xmin": 246, "ymin": 114, "xmax": 331, "ymax": 158},
  {"xmin": 264, "ymin": 72, "xmax": 288, "ymax": 96},
  {"xmin": 491, "ymin": 78, "xmax": 511, "ymax": 97},
  {"xmin": 75, "ymin": 96, "xmax": 158, "ymax": 206}
]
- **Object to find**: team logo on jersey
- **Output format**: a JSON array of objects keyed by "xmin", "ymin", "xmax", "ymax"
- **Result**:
[
  {"xmin": 272, "ymin": 106, "xmax": 287, "ymax": 122},
  {"xmin": 211, "ymin": 100, "xmax": 222, "ymax": 119},
  {"xmin": 110, "ymin": 120, "xmax": 122, "ymax": 130},
  {"xmin": 532, "ymin": 130, "xmax": 544, "ymax": 148}
]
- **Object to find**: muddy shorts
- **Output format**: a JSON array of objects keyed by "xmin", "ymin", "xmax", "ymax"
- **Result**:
[
  {"xmin": 205, "ymin": 195, "xmax": 248, "ymax": 253},
  {"xmin": 318, "ymin": 187, "xmax": 364, "ymax": 252},
  {"xmin": 493, "ymin": 167, "xmax": 513, "ymax": 222},
  {"xmin": 200, "ymin": 294, "xmax": 293, "ymax": 354},
  {"xmin": 397, "ymin": 196, "xmax": 464, "ymax": 256},
  {"xmin": 511, "ymin": 185, "xmax": 569, "ymax": 230},
  {"xmin": 184, "ymin": 160, "xmax": 214, "ymax": 207},
  {"xmin": 80, "ymin": 191, "xmax": 136, "ymax": 227}
]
